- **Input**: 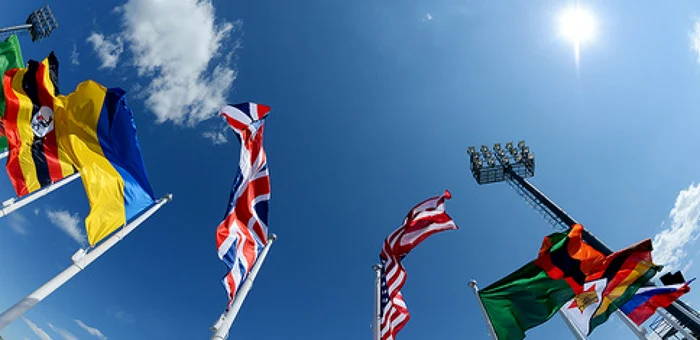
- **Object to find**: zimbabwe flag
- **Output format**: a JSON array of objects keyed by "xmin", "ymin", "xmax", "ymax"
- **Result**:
[
  {"xmin": 3, "ymin": 52, "xmax": 74, "ymax": 196},
  {"xmin": 478, "ymin": 225, "xmax": 660, "ymax": 339}
]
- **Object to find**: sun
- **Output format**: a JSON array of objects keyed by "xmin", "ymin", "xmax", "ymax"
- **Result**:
[{"xmin": 558, "ymin": 5, "xmax": 596, "ymax": 65}]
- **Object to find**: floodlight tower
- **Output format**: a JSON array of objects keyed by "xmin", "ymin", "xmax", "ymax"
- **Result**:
[
  {"xmin": 0, "ymin": 5, "xmax": 58, "ymax": 42},
  {"xmin": 467, "ymin": 141, "xmax": 700, "ymax": 336}
]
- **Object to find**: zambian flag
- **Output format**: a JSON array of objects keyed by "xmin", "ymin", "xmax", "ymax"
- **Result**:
[
  {"xmin": 478, "ymin": 225, "xmax": 660, "ymax": 339},
  {"xmin": 0, "ymin": 35, "xmax": 25, "ymax": 150}
]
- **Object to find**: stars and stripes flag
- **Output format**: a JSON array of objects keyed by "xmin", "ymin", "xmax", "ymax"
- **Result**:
[
  {"xmin": 379, "ymin": 190, "xmax": 458, "ymax": 340},
  {"xmin": 215, "ymin": 102, "xmax": 272, "ymax": 306}
]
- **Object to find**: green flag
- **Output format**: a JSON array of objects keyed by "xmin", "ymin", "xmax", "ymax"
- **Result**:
[{"xmin": 0, "ymin": 34, "xmax": 24, "ymax": 150}]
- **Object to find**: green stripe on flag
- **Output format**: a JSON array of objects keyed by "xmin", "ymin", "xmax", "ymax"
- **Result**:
[
  {"xmin": 479, "ymin": 262, "xmax": 575, "ymax": 340},
  {"xmin": 0, "ymin": 35, "xmax": 24, "ymax": 117}
]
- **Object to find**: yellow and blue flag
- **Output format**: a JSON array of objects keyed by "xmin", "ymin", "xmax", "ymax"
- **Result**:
[{"xmin": 54, "ymin": 80, "xmax": 155, "ymax": 246}]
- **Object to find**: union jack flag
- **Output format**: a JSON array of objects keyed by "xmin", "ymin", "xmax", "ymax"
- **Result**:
[
  {"xmin": 379, "ymin": 190, "xmax": 457, "ymax": 340},
  {"xmin": 215, "ymin": 102, "xmax": 272, "ymax": 306}
]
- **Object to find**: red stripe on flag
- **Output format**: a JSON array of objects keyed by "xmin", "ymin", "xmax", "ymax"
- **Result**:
[{"xmin": 3, "ymin": 68, "xmax": 29, "ymax": 196}]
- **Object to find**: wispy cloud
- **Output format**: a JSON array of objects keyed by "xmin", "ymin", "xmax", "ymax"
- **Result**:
[
  {"xmin": 75, "ymin": 319, "xmax": 107, "ymax": 339},
  {"xmin": 46, "ymin": 210, "xmax": 87, "ymax": 246},
  {"xmin": 48, "ymin": 323, "xmax": 78, "ymax": 340},
  {"xmin": 8, "ymin": 212, "xmax": 29, "ymax": 235},
  {"xmin": 86, "ymin": 32, "xmax": 124, "ymax": 69},
  {"xmin": 203, "ymin": 130, "xmax": 228, "ymax": 145},
  {"xmin": 23, "ymin": 317, "xmax": 53, "ymax": 340},
  {"xmin": 421, "ymin": 13, "xmax": 434, "ymax": 22},
  {"xmin": 692, "ymin": 19, "xmax": 700, "ymax": 64},
  {"xmin": 90, "ymin": 0, "xmax": 240, "ymax": 125},
  {"xmin": 107, "ymin": 306, "xmax": 134, "ymax": 324},
  {"xmin": 70, "ymin": 42, "xmax": 80, "ymax": 66},
  {"xmin": 652, "ymin": 183, "xmax": 700, "ymax": 273}
]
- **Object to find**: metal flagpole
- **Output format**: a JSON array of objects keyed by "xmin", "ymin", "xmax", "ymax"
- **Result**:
[
  {"xmin": 0, "ymin": 194, "xmax": 172, "ymax": 330},
  {"xmin": 372, "ymin": 264, "xmax": 382, "ymax": 340},
  {"xmin": 211, "ymin": 234, "xmax": 277, "ymax": 340},
  {"xmin": 615, "ymin": 310, "xmax": 647, "ymax": 339},
  {"xmin": 0, "ymin": 172, "xmax": 81, "ymax": 219},
  {"xmin": 558, "ymin": 311, "xmax": 587, "ymax": 340},
  {"xmin": 657, "ymin": 308, "xmax": 697, "ymax": 340},
  {"xmin": 0, "ymin": 149, "xmax": 7, "ymax": 160},
  {"xmin": 468, "ymin": 280, "xmax": 498, "ymax": 340}
]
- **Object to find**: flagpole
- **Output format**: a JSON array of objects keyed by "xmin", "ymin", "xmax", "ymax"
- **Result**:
[
  {"xmin": 0, "ymin": 194, "xmax": 172, "ymax": 330},
  {"xmin": 614, "ymin": 310, "xmax": 647, "ymax": 339},
  {"xmin": 0, "ymin": 149, "xmax": 7, "ymax": 160},
  {"xmin": 0, "ymin": 172, "xmax": 81, "ymax": 219},
  {"xmin": 468, "ymin": 280, "xmax": 498, "ymax": 340},
  {"xmin": 558, "ymin": 311, "xmax": 587, "ymax": 340},
  {"xmin": 657, "ymin": 308, "xmax": 697, "ymax": 340},
  {"xmin": 372, "ymin": 264, "xmax": 382, "ymax": 340},
  {"xmin": 211, "ymin": 233, "xmax": 277, "ymax": 340}
]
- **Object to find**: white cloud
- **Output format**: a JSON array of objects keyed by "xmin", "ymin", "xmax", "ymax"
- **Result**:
[
  {"xmin": 86, "ymin": 32, "xmax": 124, "ymax": 69},
  {"xmin": 75, "ymin": 319, "xmax": 107, "ymax": 339},
  {"xmin": 692, "ymin": 19, "xmax": 700, "ymax": 64},
  {"xmin": 70, "ymin": 43, "xmax": 80, "ymax": 66},
  {"xmin": 33, "ymin": 208, "xmax": 40, "ymax": 216},
  {"xmin": 203, "ymin": 130, "xmax": 228, "ymax": 145},
  {"xmin": 652, "ymin": 183, "xmax": 700, "ymax": 272},
  {"xmin": 421, "ymin": 13, "xmax": 434, "ymax": 22},
  {"xmin": 109, "ymin": 0, "xmax": 239, "ymax": 125},
  {"xmin": 8, "ymin": 212, "xmax": 29, "ymax": 235},
  {"xmin": 46, "ymin": 210, "xmax": 87, "ymax": 246},
  {"xmin": 23, "ymin": 318, "xmax": 53, "ymax": 340},
  {"xmin": 48, "ymin": 323, "xmax": 78, "ymax": 340}
]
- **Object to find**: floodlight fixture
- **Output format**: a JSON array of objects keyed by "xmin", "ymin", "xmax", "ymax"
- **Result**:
[
  {"xmin": 467, "ymin": 140, "xmax": 535, "ymax": 185},
  {"xmin": 0, "ymin": 5, "xmax": 58, "ymax": 42}
]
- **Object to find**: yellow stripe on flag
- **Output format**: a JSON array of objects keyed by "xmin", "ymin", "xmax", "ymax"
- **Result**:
[
  {"xmin": 54, "ymin": 80, "xmax": 127, "ymax": 246},
  {"xmin": 593, "ymin": 260, "xmax": 654, "ymax": 318},
  {"xmin": 10, "ymin": 68, "xmax": 41, "ymax": 193}
]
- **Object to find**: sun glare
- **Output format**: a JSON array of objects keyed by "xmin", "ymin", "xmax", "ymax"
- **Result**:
[{"xmin": 558, "ymin": 5, "xmax": 596, "ymax": 65}]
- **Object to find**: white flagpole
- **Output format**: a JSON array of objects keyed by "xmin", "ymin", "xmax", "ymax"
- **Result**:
[
  {"xmin": 468, "ymin": 280, "xmax": 498, "ymax": 340},
  {"xmin": 372, "ymin": 264, "xmax": 382, "ymax": 340},
  {"xmin": 0, "ymin": 172, "xmax": 81, "ymax": 219},
  {"xmin": 615, "ymin": 310, "xmax": 647, "ymax": 339},
  {"xmin": 657, "ymin": 308, "xmax": 697, "ymax": 340},
  {"xmin": 558, "ymin": 311, "xmax": 587, "ymax": 340},
  {"xmin": 0, "ymin": 194, "xmax": 172, "ymax": 330},
  {"xmin": 0, "ymin": 149, "xmax": 7, "ymax": 160},
  {"xmin": 211, "ymin": 233, "xmax": 277, "ymax": 340}
]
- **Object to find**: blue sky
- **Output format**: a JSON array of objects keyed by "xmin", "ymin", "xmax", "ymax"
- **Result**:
[{"xmin": 1, "ymin": 0, "xmax": 700, "ymax": 339}]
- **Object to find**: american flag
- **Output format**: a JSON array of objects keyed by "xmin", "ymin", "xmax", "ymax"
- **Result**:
[
  {"xmin": 379, "ymin": 190, "xmax": 458, "ymax": 340},
  {"xmin": 215, "ymin": 102, "xmax": 272, "ymax": 306}
]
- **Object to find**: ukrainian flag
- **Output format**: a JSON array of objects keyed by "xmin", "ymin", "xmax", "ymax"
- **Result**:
[{"xmin": 54, "ymin": 80, "xmax": 155, "ymax": 246}]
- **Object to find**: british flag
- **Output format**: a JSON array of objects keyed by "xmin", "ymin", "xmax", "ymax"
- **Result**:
[
  {"xmin": 379, "ymin": 190, "xmax": 457, "ymax": 340},
  {"xmin": 215, "ymin": 102, "xmax": 272, "ymax": 306}
]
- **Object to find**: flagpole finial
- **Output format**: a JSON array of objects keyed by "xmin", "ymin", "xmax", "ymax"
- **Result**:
[
  {"xmin": 267, "ymin": 233, "xmax": 277, "ymax": 242},
  {"xmin": 468, "ymin": 279, "xmax": 478, "ymax": 288},
  {"xmin": 372, "ymin": 264, "xmax": 382, "ymax": 271},
  {"xmin": 163, "ymin": 193, "xmax": 173, "ymax": 202}
]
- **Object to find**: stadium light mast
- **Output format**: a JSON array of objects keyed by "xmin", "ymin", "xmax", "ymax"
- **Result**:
[
  {"xmin": 0, "ymin": 5, "xmax": 58, "ymax": 42},
  {"xmin": 467, "ymin": 141, "xmax": 700, "ymax": 336}
]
